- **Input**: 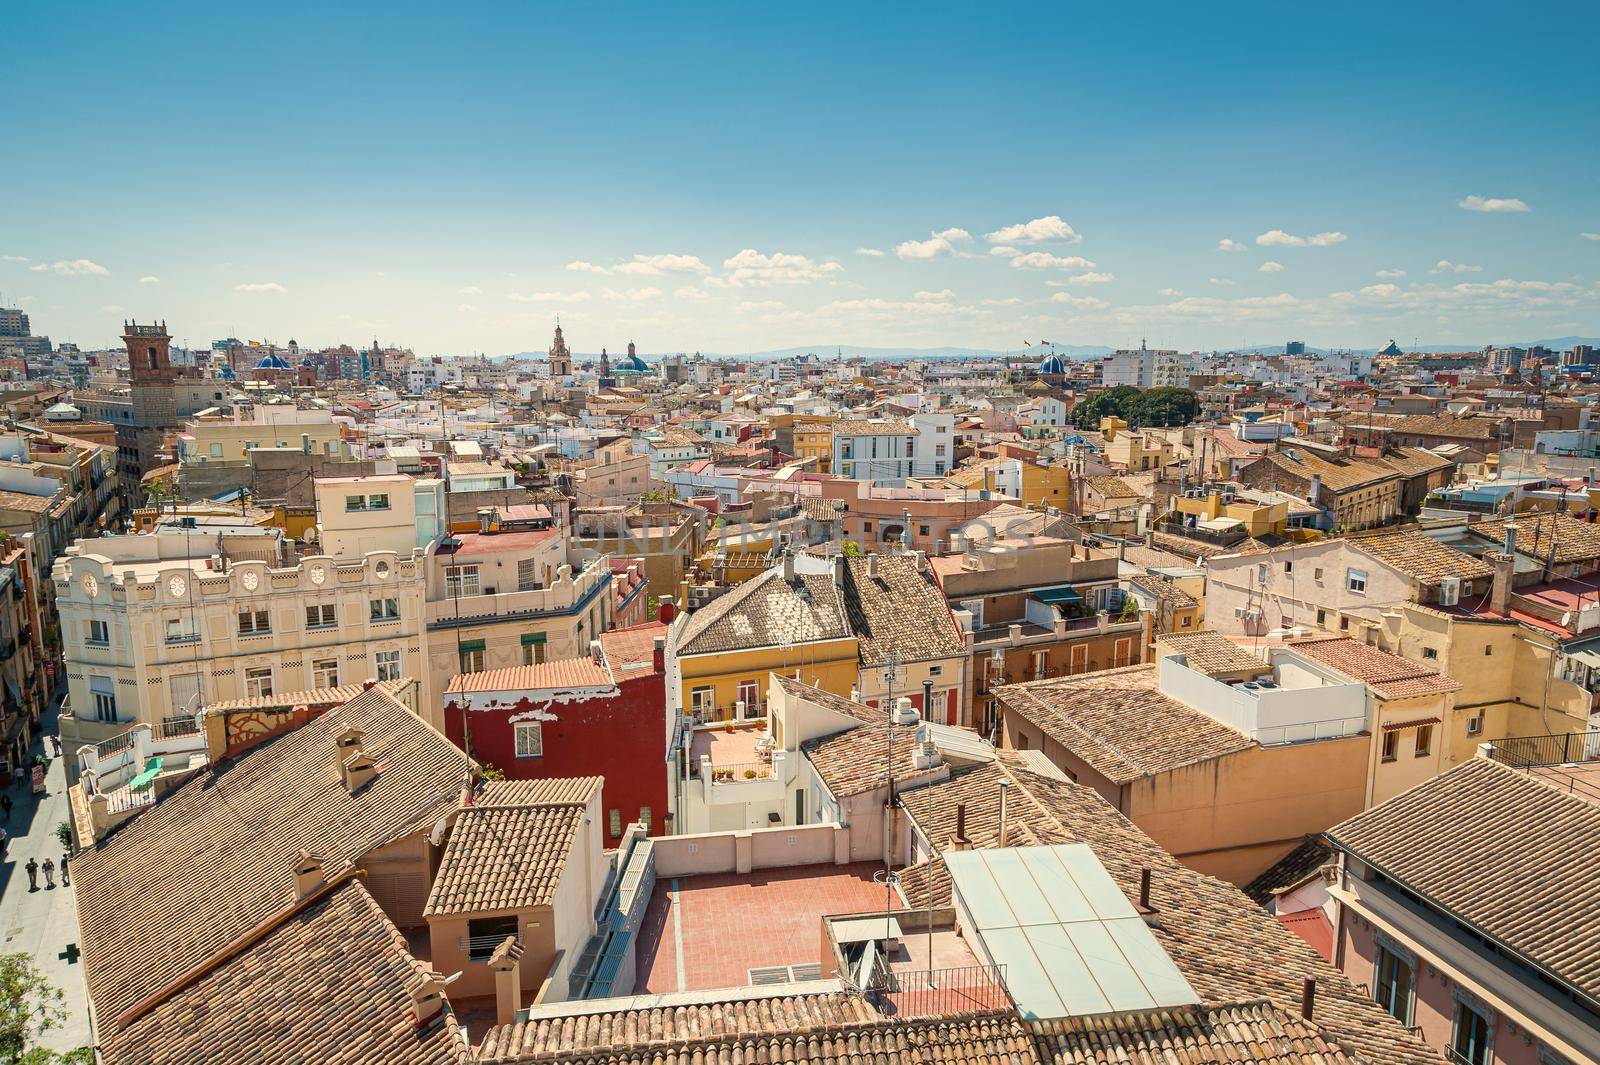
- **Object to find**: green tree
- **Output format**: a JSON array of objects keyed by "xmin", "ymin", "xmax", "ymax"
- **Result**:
[
  {"xmin": 1068, "ymin": 386, "xmax": 1141, "ymax": 429},
  {"xmin": 1125, "ymin": 387, "xmax": 1199, "ymax": 428},
  {"xmin": 840, "ymin": 541, "xmax": 862, "ymax": 558},
  {"xmin": 0, "ymin": 952, "xmax": 92, "ymax": 1064}
]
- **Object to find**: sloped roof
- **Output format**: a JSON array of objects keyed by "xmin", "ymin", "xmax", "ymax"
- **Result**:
[
  {"xmin": 996, "ymin": 665, "xmax": 1255, "ymax": 785},
  {"xmin": 895, "ymin": 762, "xmax": 1440, "ymax": 1065},
  {"xmin": 677, "ymin": 566, "xmax": 849, "ymax": 656},
  {"xmin": 802, "ymin": 718, "xmax": 928, "ymax": 799},
  {"xmin": 73, "ymin": 686, "xmax": 474, "ymax": 1022},
  {"xmin": 1156, "ymin": 632, "xmax": 1266, "ymax": 678},
  {"xmin": 1327, "ymin": 757, "xmax": 1600, "ymax": 1002},
  {"xmin": 477, "ymin": 994, "xmax": 1038, "ymax": 1064},
  {"xmin": 1287, "ymin": 636, "xmax": 1461, "ymax": 701},
  {"xmin": 1348, "ymin": 527, "xmax": 1492, "ymax": 586},
  {"xmin": 98, "ymin": 880, "xmax": 469, "ymax": 1065},
  {"xmin": 1470, "ymin": 512, "xmax": 1600, "ymax": 566},
  {"xmin": 423, "ymin": 777, "xmax": 600, "ymax": 917},
  {"xmin": 841, "ymin": 554, "xmax": 966, "ymax": 667}
]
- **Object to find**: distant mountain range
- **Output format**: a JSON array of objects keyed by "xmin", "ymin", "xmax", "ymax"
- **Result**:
[{"xmin": 494, "ymin": 336, "xmax": 1598, "ymax": 362}]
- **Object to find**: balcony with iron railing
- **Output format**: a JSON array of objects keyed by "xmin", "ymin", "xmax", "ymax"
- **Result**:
[{"xmin": 1484, "ymin": 730, "xmax": 1600, "ymax": 804}]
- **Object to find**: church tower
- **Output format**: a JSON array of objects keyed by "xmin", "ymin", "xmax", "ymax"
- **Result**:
[
  {"xmin": 547, "ymin": 321, "xmax": 573, "ymax": 378},
  {"xmin": 125, "ymin": 320, "xmax": 178, "ymax": 474}
]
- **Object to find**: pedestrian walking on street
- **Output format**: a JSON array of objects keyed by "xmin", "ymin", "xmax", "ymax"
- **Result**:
[
  {"xmin": 60, "ymin": 852, "xmax": 69, "ymax": 887},
  {"xmin": 0, "ymin": 828, "xmax": 7, "ymax": 859},
  {"xmin": 1, "ymin": 793, "xmax": 12, "ymax": 817},
  {"xmin": 41, "ymin": 858, "xmax": 55, "ymax": 889},
  {"xmin": 25, "ymin": 857, "xmax": 38, "ymax": 891},
  {"xmin": 50, "ymin": 735, "xmax": 60, "ymax": 757}
]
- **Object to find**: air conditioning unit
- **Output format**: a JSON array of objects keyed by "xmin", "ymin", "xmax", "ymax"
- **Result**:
[{"xmin": 1438, "ymin": 577, "xmax": 1461, "ymax": 607}]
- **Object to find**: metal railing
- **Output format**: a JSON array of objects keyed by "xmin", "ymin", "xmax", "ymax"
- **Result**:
[
  {"xmin": 867, "ymin": 962, "xmax": 1010, "ymax": 1018},
  {"xmin": 706, "ymin": 760, "xmax": 775, "ymax": 783},
  {"xmin": 1488, "ymin": 730, "xmax": 1600, "ymax": 769}
]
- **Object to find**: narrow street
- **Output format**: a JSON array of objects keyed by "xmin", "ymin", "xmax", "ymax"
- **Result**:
[{"xmin": 0, "ymin": 695, "xmax": 91, "ymax": 1053}]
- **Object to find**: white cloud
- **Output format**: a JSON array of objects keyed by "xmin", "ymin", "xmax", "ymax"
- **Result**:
[
  {"xmin": 1158, "ymin": 287, "xmax": 1183, "ymax": 297},
  {"xmin": 1430, "ymin": 260, "xmax": 1483, "ymax": 275},
  {"xmin": 1375, "ymin": 268, "xmax": 1407, "ymax": 280},
  {"xmin": 234, "ymin": 281, "xmax": 286, "ymax": 293},
  {"xmin": 1255, "ymin": 230, "xmax": 1346, "ymax": 248},
  {"xmin": 719, "ymin": 249, "xmax": 842, "ymax": 285},
  {"xmin": 1048, "ymin": 292, "xmax": 1108, "ymax": 310},
  {"xmin": 138, "ymin": 275, "xmax": 160, "ymax": 284},
  {"xmin": 602, "ymin": 286, "xmax": 664, "ymax": 302},
  {"xmin": 565, "ymin": 260, "xmax": 610, "ymax": 274},
  {"xmin": 1, "ymin": 255, "xmax": 27, "ymax": 263},
  {"xmin": 458, "ymin": 285, "xmax": 482, "ymax": 295},
  {"xmin": 1259, "ymin": 261, "xmax": 1285, "ymax": 273},
  {"xmin": 855, "ymin": 247, "xmax": 886, "ymax": 257},
  {"xmin": 914, "ymin": 288, "xmax": 955, "ymax": 301},
  {"xmin": 1066, "ymin": 272, "xmax": 1115, "ymax": 284},
  {"xmin": 1208, "ymin": 277, "xmax": 1234, "ymax": 286},
  {"xmin": 895, "ymin": 228, "xmax": 970, "ymax": 261},
  {"xmin": 1582, "ymin": 233, "xmax": 1600, "ymax": 242},
  {"xmin": 99, "ymin": 304, "xmax": 125, "ymax": 314},
  {"xmin": 984, "ymin": 215, "xmax": 1080, "ymax": 245},
  {"xmin": 1007, "ymin": 251, "xmax": 1097, "ymax": 271},
  {"xmin": 613, "ymin": 253, "xmax": 711, "ymax": 276},
  {"xmin": 457, "ymin": 303, "xmax": 477, "ymax": 313},
  {"xmin": 989, "ymin": 246, "xmax": 1021, "ymax": 259},
  {"xmin": 1459, "ymin": 195, "xmax": 1530, "ymax": 214},
  {"xmin": 981, "ymin": 297, "xmax": 1023, "ymax": 306},
  {"xmin": 674, "ymin": 286, "xmax": 711, "ymax": 302},
  {"xmin": 508, "ymin": 290, "xmax": 591, "ymax": 303},
  {"xmin": 739, "ymin": 299, "xmax": 786, "ymax": 313},
  {"xmin": 1217, "ymin": 238, "xmax": 1247, "ymax": 253},
  {"xmin": 30, "ymin": 258, "xmax": 109, "ymax": 276}
]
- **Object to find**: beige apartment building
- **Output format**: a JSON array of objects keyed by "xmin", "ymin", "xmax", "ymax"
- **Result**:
[
  {"xmin": 54, "ymin": 528, "xmax": 428, "ymax": 775},
  {"xmin": 178, "ymin": 405, "xmax": 353, "ymax": 465}
]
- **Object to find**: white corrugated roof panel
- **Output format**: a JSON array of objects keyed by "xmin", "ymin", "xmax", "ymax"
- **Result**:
[{"xmin": 943, "ymin": 843, "xmax": 1199, "ymax": 1021}]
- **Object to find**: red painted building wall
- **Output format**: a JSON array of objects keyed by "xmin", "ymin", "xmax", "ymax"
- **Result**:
[{"xmin": 442, "ymin": 648, "xmax": 669, "ymax": 845}]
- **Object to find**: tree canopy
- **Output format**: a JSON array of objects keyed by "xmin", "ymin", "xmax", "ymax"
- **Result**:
[{"xmin": 1070, "ymin": 386, "xmax": 1198, "ymax": 429}]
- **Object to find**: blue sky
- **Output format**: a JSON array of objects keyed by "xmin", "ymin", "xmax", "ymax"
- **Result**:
[{"xmin": 4, "ymin": 1, "xmax": 1597, "ymax": 355}]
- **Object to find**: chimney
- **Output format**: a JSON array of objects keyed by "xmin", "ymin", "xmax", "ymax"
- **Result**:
[
  {"xmin": 589, "ymin": 639, "xmax": 603, "ymax": 663},
  {"xmin": 1137, "ymin": 866, "xmax": 1153, "ymax": 912},
  {"xmin": 892, "ymin": 697, "xmax": 919, "ymax": 725},
  {"xmin": 657, "ymin": 596, "xmax": 676, "ymax": 625},
  {"xmin": 652, "ymin": 635, "xmax": 666, "ymax": 673},
  {"xmin": 997, "ymin": 780, "xmax": 1010, "ymax": 847},
  {"xmin": 1489, "ymin": 551, "xmax": 1514, "ymax": 616},
  {"xmin": 333, "ymin": 724, "xmax": 364, "ymax": 775},
  {"xmin": 1308, "ymin": 473, "xmax": 1323, "ymax": 507},
  {"xmin": 291, "ymin": 849, "xmax": 328, "ymax": 901},
  {"xmin": 489, "ymin": 935, "xmax": 525, "ymax": 1026},
  {"xmin": 343, "ymin": 746, "xmax": 378, "ymax": 792},
  {"xmin": 867, "ymin": 553, "xmax": 879, "ymax": 579},
  {"xmin": 782, "ymin": 553, "xmax": 796, "ymax": 583},
  {"xmin": 954, "ymin": 803, "xmax": 970, "ymax": 848},
  {"xmin": 409, "ymin": 971, "xmax": 450, "ymax": 1028},
  {"xmin": 1300, "ymin": 977, "xmax": 1316, "ymax": 1021},
  {"xmin": 922, "ymin": 680, "xmax": 934, "ymax": 718}
]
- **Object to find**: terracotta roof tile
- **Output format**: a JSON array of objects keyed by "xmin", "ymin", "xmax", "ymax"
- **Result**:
[
  {"xmin": 677, "ymin": 567, "xmax": 849, "ymax": 656},
  {"xmin": 74, "ymin": 686, "xmax": 474, "ymax": 1023},
  {"xmin": 1471, "ymin": 512, "xmax": 1600, "ymax": 566},
  {"xmin": 996, "ymin": 665, "xmax": 1256, "ymax": 784},
  {"xmin": 97, "ymin": 880, "xmax": 469, "ymax": 1065},
  {"xmin": 424, "ymin": 790, "xmax": 592, "ymax": 916},
  {"xmin": 1286, "ymin": 636, "xmax": 1461, "ymax": 700},
  {"xmin": 842, "ymin": 555, "xmax": 966, "ymax": 667},
  {"xmin": 1348, "ymin": 527, "xmax": 1492, "ymax": 586},
  {"xmin": 1156, "ymin": 632, "xmax": 1265, "ymax": 677},
  {"xmin": 1326, "ymin": 757, "xmax": 1600, "ymax": 1002},
  {"xmin": 448, "ymin": 657, "xmax": 615, "ymax": 695}
]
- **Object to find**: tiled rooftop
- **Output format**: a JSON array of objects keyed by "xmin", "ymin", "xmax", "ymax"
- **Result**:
[{"xmin": 635, "ymin": 863, "xmax": 901, "ymax": 994}]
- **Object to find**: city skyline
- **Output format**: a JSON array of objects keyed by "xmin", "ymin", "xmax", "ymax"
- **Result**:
[{"xmin": 6, "ymin": 1, "xmax": 1598, "ymax": 355}]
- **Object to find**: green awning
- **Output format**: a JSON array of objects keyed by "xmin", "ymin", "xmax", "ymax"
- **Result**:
[
  {"xmin": 129, "ymin": 756, "xmax": 163, "ymax": 791},
  {"xmin": 1030, "ymin": 585, "xmax": 1083, "ymax": 605},
  {"xmin": 458, "ymin": 639, "xmax": 487, "ymax": 653},
  {"xmin": 520, "ymin": 632, "xmax": 547, "ymax": 646}
]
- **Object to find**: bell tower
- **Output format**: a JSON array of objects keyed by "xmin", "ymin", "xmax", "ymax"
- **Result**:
[
  {"xmin": 124, "ymin": 320, "xmax": 179, "ymax": 473},
  {"xmin": 547, "ymin": 320, "xmax": 573, "ymax": 378}
]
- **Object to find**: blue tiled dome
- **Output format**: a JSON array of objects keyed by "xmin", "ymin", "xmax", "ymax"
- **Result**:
[
  {"xmin": 1039, "ymin": 354, "xmax": 1067, "ymax": 375},
  {"xmin": 255, "ymin": 353, "xmax": 292, "ymax": 370}
]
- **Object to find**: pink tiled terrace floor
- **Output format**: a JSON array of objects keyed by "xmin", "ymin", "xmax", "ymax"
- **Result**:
[{"xmin": 635, "ymin": 862, "xmax": 901, "ymax": 994}]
